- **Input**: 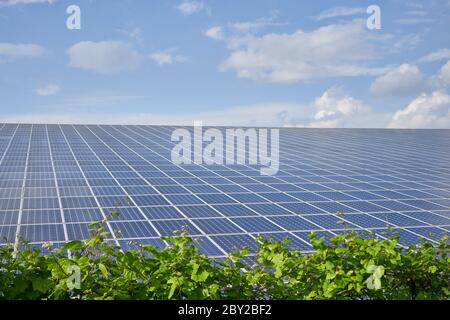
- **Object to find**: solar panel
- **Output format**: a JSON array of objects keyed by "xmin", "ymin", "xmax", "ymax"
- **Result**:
[{"xmin": 0, "ymin": 124, "xmax": 449, "ymax": 257}]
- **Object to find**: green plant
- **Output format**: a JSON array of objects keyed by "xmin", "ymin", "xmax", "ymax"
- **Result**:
[{"xmin": 0, "ymin": 215, "xmax": 448, "ymax": 300}]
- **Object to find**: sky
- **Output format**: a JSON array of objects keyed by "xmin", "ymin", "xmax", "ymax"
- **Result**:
[{"xmin": 0, "ymin": 0, "xmax": 450, "ymax": 128}]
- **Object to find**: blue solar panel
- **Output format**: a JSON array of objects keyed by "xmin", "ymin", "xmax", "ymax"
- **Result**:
[
  {"xmin": 259, "ymin": 232, "xmax": 312, "ymax": 251},
  {"xmin": 280, "ymin": 203, "xmax": 327, "ymax": 215},
  {"xmin": 119, "ymin": 238, "xmax": 167, "ymax": 252},
  {"xmin": 110, "ymin": 221, "xmax": 158, "ymax": 238},
  {"xmin": 64, "ymin": 208, "xmax": 104, "ymax": 223},
  {"xmin": 0, "ymin": 124, "xmax": 448, "ymax": 257},
  {"xmin": 212, "ymin": 204, "xmax": 259, "ymax": 217},
  {"xmin": 401, "ymin": 199, "xmax": 447, "ymax": 210},
  {"xmin": 21, "ymin": 209, "xmax": 62, "ymax": 224},
  {"xmin": 19, "ymin": 224, "xmax": 65, "ymax": 242},
  {"xmin": 0, "ymin": 210, "xmax": 19, "ymax": 225},
  {"xmin": 141, "ymin": 206, "xmax": 184, "ymax": 220},
  {"xmin": 303, "ymin": 214, "xmax": 357, "ymax": 230},
  {"xmin": 407, "ymin": 227, "xmax": 449, "ymax": 241},
  {"xmin": 152, "ymin": 219, "xmax": 202, "ymax": 236},
  {"xmin": 178, "ymin": 205, "xmax": 221, "ymax": 218},
  {"xmin": 371, "ymin": 212, "xmax": 430, "ymax": 227},
  {"xmin": 193, "ymin": 218, "xmax": 243, "ymax": 234},
  {"xmin": 311, "ymin": 202, "xmax": 357, "ymax": 213},
  {"xmin": 268, "ymin": 215, "xmax": 318, "ymax": 231},
  {"xmin": 231, "ymin": 217, "xmax": 283, "ymax": 233},
  {"xmin": 294, "ymin": 230, "xmax": 335, "ymax": 245},
  {"xmin": 317, "ymin": 191, "xmax": 358, "ymax": 201},
  {"xmin": 66, "ymin": 223, "xmax": 92, "ymax": 240},
  {"xmin": 210, "ymin": 234, "xmax": 258, "ymax": 253},
  {"xmin": 0, "ymin": 225, "xmax": 17, "ymax": 243}
]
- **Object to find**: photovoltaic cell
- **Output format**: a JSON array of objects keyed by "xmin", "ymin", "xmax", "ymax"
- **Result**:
[{"xmin": 0, "ymin": 124, "xmax": 448, "ymax": 256}]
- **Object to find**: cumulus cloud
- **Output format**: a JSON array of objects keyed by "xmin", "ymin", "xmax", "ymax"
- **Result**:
[
  {"xmin": 175, "ymin": 1, "xmax": 204, "ymax": 15},
  {"xmin": 0, "ymin": 43, "xmax": 45, "ymax": 62},
  {"xmin": 420, "ymin": 48, "xmax": 450, "ymax": 63},
  {"xmin": 0, "ymin": 0, "xmax": 55, "ymax": 7},
  {"xmin": 388, "ymin": 91, "xmax": 450, "ymax": 128},
  {"xmin": 35, "ymin": 83, "xmax": 60, "ymax": 96},
  {"xmin": 308, "ymin": 87, "xmax": 368, "ymax": 128},
  {"xmin": 370, "ymin": 64, "xmax": 427, "ymax": 96},
  {"xmin": 149, "ymin": 49, "xmax": 186, "ymax": 66},
  {"xmin": 205, "ymin": 26, "xmax": 224, "ymax": 40},
  {"xmin": 314, "ymin": 6, "xmax": 365, "ymax": 20},
  {"xmin": 219, "ymin": 20, "xmax": 387, "ymax": 83},
  {"xmin": 2, "ymin": 88, "xmax": 390, "ymax": 128},
  {"xmin": 67, "ymin": 41, "xmax": 143, "ymax": 74},
  {"xmin": 205, "ymin": 14, "xmax": 282, "ymax": 41},
  {"xmin": 438, "ymin": 61, "xmax": 450, "ymax": 84}
]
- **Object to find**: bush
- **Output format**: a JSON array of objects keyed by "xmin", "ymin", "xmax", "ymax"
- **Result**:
[{"xmin": 0, "ymin": 215, "xmax": 449, "ymax": 300}]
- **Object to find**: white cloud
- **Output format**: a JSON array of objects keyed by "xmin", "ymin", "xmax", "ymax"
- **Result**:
[
  {"xmin": 0, "ymin": 103, "xmax": 310, "ymax": 127},
  {"xmin": 2, "ymin": 92, "xmax": 385, "ymax": 128},
  {"xmin": 205, "ymin": 14, "xmax": 283, "ymax": 41},
  {"xmin": 388, "ymin": 91, "xmax": 450, "ymax": 128},
  {"xmin": 117, "ymin": 27, "xmax": 143, "ymax": 44},
  {"xmin": 370, "ymin": 64, "xmax": 426, "ymax": 96},
  {"xmin": 308, "ymin": 87, "xmax": 368, "ymax": 128},
  {"xmin": 220, "ymin": 20, "xmax": 387, "ymax": 83},
  {"xmin": 35, "ymin": 83, "xmax": 60, "ymax": 96},
  {"xmin": 229, "ymin": 14, "xmax": 283, "ymax": 34},
  {"xmin": 395, "ymin": 4, "xmax": 433, "ymax": 24},
  {"xmin": 149, "ymin": 49, "xmax": 186, "ymax": 66},
  {"xmin": 420, "ymin": 48, "xmax": 450, "ymax": 63},
  {"xmin": 175, "ymin": 1, "xmax": 204, "ymax": 15},
  {"xmin": 423, "ymin": 60, "xmax": 450, "ymax": 89},
  {"xmin": 0, "ymin": 0, "xmax": 55, "ymax": 7},
  {"xmin": 388, "ymin": 34, "xmax": 421, "ymax": 54},
  {"xmin": 205, "ymin": 26, "xmax": 224, "ymax": 40},
  {"xmin": 1, "ymin": 88, "xmax": 391, "ymax": 128},
  {"xmin": 394, "ymin": 17, "xmax": 435, "ymax": 24},
  {"xmin": 40, "ymin": 94, "xmax": 146, "ymax": 112},
  {"xmin": 405, "ymin": 10, "xmax": 428, "ymax": 16},
  {"xmin": 0, "ymin": 43, "xmax": 45, "ymax": 62},
  {"xmin": 439, "ymin": 61, "xmax": 450, "ymax": 84},
  {"xmin": 67, "ymin": 41, "xmax": 142, "ymax": 74},
  {"xmin": 314, "ymin": 6, "xmax": 365, "ymax": 20}
]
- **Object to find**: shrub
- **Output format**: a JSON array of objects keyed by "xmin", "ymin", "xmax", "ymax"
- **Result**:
[{"xmin": 0, "ymin": 215, "xmax": 448, "ymax": 300}]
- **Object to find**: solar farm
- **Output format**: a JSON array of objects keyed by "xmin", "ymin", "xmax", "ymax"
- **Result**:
[{"xmin": 0, "ymin": 123, "xmax": 449, "ymax": 258}]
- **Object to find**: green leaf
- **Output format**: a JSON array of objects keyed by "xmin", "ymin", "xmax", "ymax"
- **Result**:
[
  {"xmin": 32, "ymin": 277, "xmax": 51, "ymax": 293},
  {"xmin": 197, "ymin": 270, "xmax": 210, "ymax": 282},
  {"xmin": 98, "ymin": 263, "xmax": 108, "ymax": 279},
  {"xmin": 374, "ymin": 266, "xmax": 385, "ymax": 278},
  {"xmin": 168, "ymin": 279, "xmax": 178, "ymax": 299},
  {"xmin": 61, "ymin": 240, "xmax": 83, "ymax": 251}
]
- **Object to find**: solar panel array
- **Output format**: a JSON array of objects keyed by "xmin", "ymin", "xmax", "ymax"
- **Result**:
[{"xmin": 0, "ymin": 123, "xmax": 449, "ymax": 257}]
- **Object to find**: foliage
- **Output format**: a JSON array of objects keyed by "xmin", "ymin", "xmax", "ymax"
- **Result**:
[{"xmin": 0, "ymin": 214, "xmax": 449, "ymax": 300}]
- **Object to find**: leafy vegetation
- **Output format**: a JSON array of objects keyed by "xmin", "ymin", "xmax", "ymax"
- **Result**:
[{"xmin": 0, "ymin": 213, "xmax": 449, "ymax": 300}]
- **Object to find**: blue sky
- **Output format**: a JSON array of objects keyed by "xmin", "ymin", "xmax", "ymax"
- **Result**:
[{"xmin": 1, "ymin": 0, "xmax": 450, "ymax": 128}]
